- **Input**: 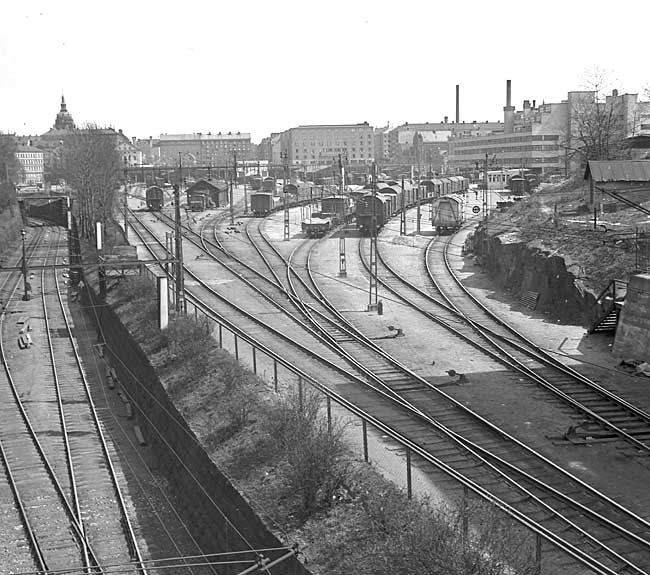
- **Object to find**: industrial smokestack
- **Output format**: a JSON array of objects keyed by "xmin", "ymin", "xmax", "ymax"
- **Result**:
[
  {"xmin": 455, "ymin": 84, "xmax": 460, "ymax": 124},
  {"xmin": 504, "ymin": 79, "xmax": 515, "ymax": 134}
]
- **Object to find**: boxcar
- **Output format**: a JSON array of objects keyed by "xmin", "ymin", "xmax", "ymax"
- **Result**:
[
  {"xmin": 250, "ymin": 192, "xmax": 276, "ymax": 216},
  {"xmin": 145, "ymin": 186, "xmax": 164, "ymax": 211},
  {"xmin": 356, "ymin": 193, "xmax": 391, "ymax": 233},
  {"xmin": 250, "ymin": 176, "xmax": 263, "ymax": 191},
  {"xmin": 431, "ymin": 194, "xmax": 465, "ymax": 234},
  {"xmin": 262, "ymin": 177, "xmax": 276, "ymax": 194},
  {"xmin": 321, "ymin": 195, "xmax": 354, "ymax": 224},
  {"xmin": 187, "ymin": 190, "xmax": 209, "ymax": 211}
]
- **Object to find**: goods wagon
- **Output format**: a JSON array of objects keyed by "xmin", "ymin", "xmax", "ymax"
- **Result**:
[
  {"xmin": 250, "ymin": 176, "xmax": 263, "ymax": 191},
  {"xmin": 145, "ymin": 186, "xmax": 164, "ymax": 211},
  {"xmin": 431, "ymin": 194, "xmax": 465, "ymax": 234},
  {"xmin": 262, "ymin": 177, "xmax": 277, "ymax": 194},
  {"xmin": 187, "ymin": 190, "xmax": 210, "ymax": 211},
  {"xmin": 356, "ymin": 193, "xmax": 392, "ymax": 233},
  {"xmin": 250, "ymin": 192, "xmax": 277, "ymax": 216},
  {"xmin": 302, "ymin": 217, "xmax": 332, "ymax": 238},
  {"xmin": 321, "ymin": 195, "xmax": 354, "ymax": 224}
]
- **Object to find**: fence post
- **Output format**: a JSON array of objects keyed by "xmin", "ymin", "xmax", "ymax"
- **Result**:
[
  {"xmin": 362, "ymin": 420, "xmax": 368, "ymax": 462},
  {"xmin": 326, "ymin": 395, "xmax": 332, "ymax": 434},
  {"xmin": 406, "ymin": 448, "xmax": 412, "ymax": 500},
  {"xmin": 273, "ymin": 360, "xmax": 278, "ymax": 392},
  {"xmin": 218, "ymin": 324, "xmax": 223, "ymax": 348},
  {"xmin": 234, "ymin": 334, "xmax": 239, "ymax": 360},
  {"xmin": 252, "ymin": 346, "xmax": 257, "ymax": 374},
  {"xmin": 462, "ymin": 485, "xmax": 469, "ymax": 552},
  {"xmin": 298, "ymin": 377, "xmax": 303, "ymax": 407}
]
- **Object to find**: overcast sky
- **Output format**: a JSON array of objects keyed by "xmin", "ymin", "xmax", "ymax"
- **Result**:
[{"xmin": 2, "ymin": 0, "xmax": 648, "ymax": 143}]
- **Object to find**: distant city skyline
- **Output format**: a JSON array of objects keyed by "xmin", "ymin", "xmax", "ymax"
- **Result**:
[{"xmin": 2, "ymin": 0, "xmax": 649, "ymax": 143}]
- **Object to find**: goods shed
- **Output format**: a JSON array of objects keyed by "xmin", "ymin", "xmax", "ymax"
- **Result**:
[
  {"xmin": 584, "ymin": 160, "xmax": 650, "ymax": 211},
  {"xmin": 185, "ymin": 178, "xmax": 230, "ymax": 207}
]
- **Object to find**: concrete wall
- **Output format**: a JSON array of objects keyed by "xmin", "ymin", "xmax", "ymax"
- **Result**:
[
  {"xmin": 84, "ymin": 294, "xmax": 310, "ymax": 575},
  {"xmin": 613, "ymin": 274, "xmax": 650, "ymax": 361}
]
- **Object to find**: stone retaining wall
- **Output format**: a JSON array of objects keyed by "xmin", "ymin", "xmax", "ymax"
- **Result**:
[
  {"xmin": 81, "ymin": 291, "xmax": 310, "ymax": 575},
  {"xmin": 471, "ymin": 224, "xmax": 600, "ymax": 327}
]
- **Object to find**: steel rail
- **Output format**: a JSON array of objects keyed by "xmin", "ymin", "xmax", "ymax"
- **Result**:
[{"xmin": 132, "ymin": 207, "xmax": 649, "ymax": 573}]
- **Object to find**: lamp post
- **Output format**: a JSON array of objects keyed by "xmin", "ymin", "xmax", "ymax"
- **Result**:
[{"xmin": 21, "ymin": 229, "xmax": 30, "ymax": 301}]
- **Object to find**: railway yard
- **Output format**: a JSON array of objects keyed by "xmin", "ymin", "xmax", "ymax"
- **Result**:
[{"xmin": 3, "ymin": 182, "xmax": 650, "ymax": 574}]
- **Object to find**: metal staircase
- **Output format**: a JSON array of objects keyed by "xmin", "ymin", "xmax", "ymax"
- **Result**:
[{"xmin": 588, "ymin": 279, "xmax": 627, "ymax": 334}]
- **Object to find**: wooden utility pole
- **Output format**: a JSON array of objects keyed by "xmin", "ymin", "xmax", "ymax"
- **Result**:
[
  {"xmin": 174, "ymin": 154, "xmax": 185, "ymax": 313},
  {"xmin": 282, "ymin": 151, "xmax": 289, "ymax": 241},
  {"xmin": 400, "ymin": 177, "xmax": 406, "ymax": 235},
  {"xmin": 368, "ymin": 163, "xmax": 378, "ymax": 311}
]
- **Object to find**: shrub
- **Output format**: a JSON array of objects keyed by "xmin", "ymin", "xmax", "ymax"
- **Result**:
[{"xmin": 265, "ymin": 389, "xmax": 350, "ymax": 519}]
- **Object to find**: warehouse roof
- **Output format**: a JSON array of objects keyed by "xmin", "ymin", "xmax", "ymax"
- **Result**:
[{"xmin": 584, "ymin": 160, "xmax": 650, "ymax": 182}]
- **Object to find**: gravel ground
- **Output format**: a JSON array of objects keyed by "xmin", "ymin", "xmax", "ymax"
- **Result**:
[{"xmin": 249, "ymin": 197, "xmax": 650, "ymax": 529}]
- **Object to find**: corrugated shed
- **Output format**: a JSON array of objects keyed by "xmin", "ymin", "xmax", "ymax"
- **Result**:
[{"xmin": 585, "ymin": 160, "xmax": 650, "ymax": 182}]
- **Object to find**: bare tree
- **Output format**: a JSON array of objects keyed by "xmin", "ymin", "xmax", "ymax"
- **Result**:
[
  {"xmin": 565, "ymin": 69, "xmax": 629, "ymax": 172},
  {"xmin": 0, "ymin": 134, "xmax": 19, "ymax": 210},
  {"xmin": 63, "ymin": 123, "xmax": 121, "ymax": 240}
]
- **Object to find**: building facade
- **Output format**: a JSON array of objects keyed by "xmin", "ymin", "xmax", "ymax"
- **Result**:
[
  {"xmin": 284, "ymin": 123, "xmax": 375, "ymax": 167},
  {"xmin": 156, "ymin": 132, "xmax": 252, "ymax": 166},
  {"xmin": 15, "ymin": 144, "xmax": 44, "ymax": 185},
  {"xmin": 448, "ymin": 81, "xmax": 650, "ymax": 177}
]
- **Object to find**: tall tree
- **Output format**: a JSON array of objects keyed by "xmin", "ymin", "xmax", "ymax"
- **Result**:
[
  {"xmin": 63, "ymin": 123, "xmax": 121, "ymax": 240},
  {"xmin": 566, "ymin": 69, "xmax": 629, "ymax": 171},
  {"xmin": 0, "ymin": 134, "xmax": 19, "ymax": 210}
]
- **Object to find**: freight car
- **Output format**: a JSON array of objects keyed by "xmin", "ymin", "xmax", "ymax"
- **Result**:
[
  {"xmin": 250, "ymin": 176, "xmax": 263, "ymax": 191},
  {"xmin": 302, "ymin": 217, "xmax": 332, "ymax": 238},
  {"xmin": 356, "ymin": 193, "xmax": 392, "ymax": 233},
  {"xmin": 145, "ymin": 186, "xmax": 164, "ymax": 211},
  {"xmin": 250, "ymin": 192, "xmax": 277, "ymax": 216},
  {"xmin": 262, "ymin": 177, "xmax": 277, "ymax": 194},
  {"xmin": 431, "ymin": 194, "xmax": 465, "ymax": 234},
  {"xmin": 187, "ymin": 190, "xmax": 210, "ymax": 211},
  {"xmin": 321, "ymin": 195, "xmax": 354, "ymax": 224}
]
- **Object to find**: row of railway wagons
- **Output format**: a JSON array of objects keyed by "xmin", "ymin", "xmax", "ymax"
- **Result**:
[{"xmin": 355, "ymin": 176, "xmax": 469, "ymax": 233}]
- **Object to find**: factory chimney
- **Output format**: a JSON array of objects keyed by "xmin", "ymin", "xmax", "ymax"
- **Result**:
[
  {"xmin": 503, "ymin": 79, "xmax": 515, "ymax": 134},
  {"xmin": 455, "ymin": 84, "xmax": 460, "ymax": 124}
]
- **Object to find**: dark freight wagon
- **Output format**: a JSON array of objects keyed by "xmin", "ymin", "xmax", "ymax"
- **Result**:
[
  {"xmin": 145, "ymin": 186, "xmax": 164, "ymax": 211},
  {"xmin": 250, "ymin": 192, "xmax": 277, "ymax": 216},
  {"xmin": 302, "ymin": 217, "xmax": 331, "ymax": 237},
  {"xmin": 431, "ymin": 194, "xmax": 465, "ymax": 234}
]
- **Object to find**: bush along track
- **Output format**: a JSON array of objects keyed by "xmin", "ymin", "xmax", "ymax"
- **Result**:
[{"xmin": 109, "ymin": 275, "xmax": 540, "ymax": 574}]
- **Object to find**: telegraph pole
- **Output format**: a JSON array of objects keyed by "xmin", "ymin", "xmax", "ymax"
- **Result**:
[
  {"xmin": 282, "ymin": 151, "xmax": 289, "ymax": 241},
  {"xmin": 338, "ymin": 154, "xmax": 346, "ymax": 276},
  {"xmin": 400, "ymin": 176, "xmax": 406, "ymax": 235},
  {"xmin": 368, "ymin": 163, "xmax": 378, "ymax": 311},
  {"xmin": 174, "ymin": 154, "xmax": 185, "ymax": 314},
  {"xmin": 483, "ymin": 153, "xmax": 489, "ymax": 221},
  {"xmin": 230, "ymin": 152, "xmax": 236, "ymax": 225},
  {"xmin": 21, "ymin": 229, "xmax": 30, "ymax": 301},
  {"xmin": 123, "ymin": 162, "xmax": 129, "ymax": 239}
]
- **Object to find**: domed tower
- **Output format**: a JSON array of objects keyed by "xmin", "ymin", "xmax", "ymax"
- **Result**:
[{"xmin": 53, "ymin": 95, "xmax": 75, "ymax": 130}]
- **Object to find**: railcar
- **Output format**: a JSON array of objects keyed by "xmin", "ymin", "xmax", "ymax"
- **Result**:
[
  {"xmin": 145, "ymin": 186, "xmax": 164, "ymax": 211},
  {"xmin": 187, "ymin": 190, "xmax": 210, "ymax": 211},
  {"xmin": 431, "ymin": 194, "xmax": 466, "ymax": 234},
  {"xmin": 262, "ymin": 177, "xmax": 277, "ymax": 194},
  {"xmin": 321, "ymin": 195, "xmax": 354, "ymax": 224},
  {"xmin": 250, "ymin": 192, "xmax": 277, "ymax": 216},
  {"xmin": 250, "ymin": 176, "xmax": 263, "ymax": 191},
  {"xmin": 302, "ymin": 217, "xmax": 332, "ymax": 238},
  {"xmin": 356, "ymin": 193, "xmax": 391, "ymax": 233}
]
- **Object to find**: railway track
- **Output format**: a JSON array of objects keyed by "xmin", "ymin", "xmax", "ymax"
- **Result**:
[
  {"xmin": 130, "ymin": 208, "xmax": 650, "ymax": 573},
  {"xmin": 0, "ymin": 227, "xmax": 146, "ymax": 574}
]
